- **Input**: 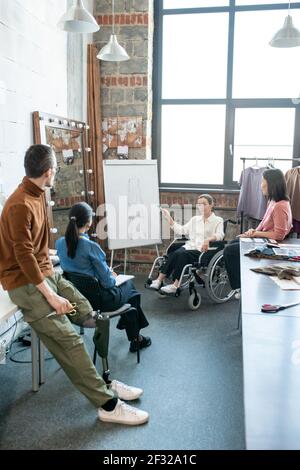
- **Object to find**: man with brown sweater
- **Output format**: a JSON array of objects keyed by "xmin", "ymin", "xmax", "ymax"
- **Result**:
[{"xmin": 0, "ymin": 144, "xmax": 149, "ymax": 426}]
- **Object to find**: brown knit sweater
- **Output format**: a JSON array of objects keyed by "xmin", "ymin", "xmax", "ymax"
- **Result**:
[{"xmin": 0, "ymin": 177, "xmax": 53, "ymax": 290}]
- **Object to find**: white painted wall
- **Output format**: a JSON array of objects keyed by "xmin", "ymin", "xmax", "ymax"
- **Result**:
[
  {"xmin": 0, "ymin": 0, "xmax": 68, "ymax": 196},
  {"xmin": 67, "ymin": 0, "xmax": 94, "ymax": 122}
]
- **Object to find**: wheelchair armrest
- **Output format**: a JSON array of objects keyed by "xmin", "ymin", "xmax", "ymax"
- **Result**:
[
  {"xmin": 198, "ymin": 248, "xmax": 217, "ymax": 264},
  {"xmin": 209, "ymin": 241, "xmax": 225, "ymax": 249},
  {"xmin": 197, "ymin": 242, "xmax": 225, "ymax": 265},
  {"xmin": 224, "ymin": 219, "xmax": 237, "ymax": 225},
  {"xmin": 101, "ymin": 303, "xmax": 132, "ymax": 317}
]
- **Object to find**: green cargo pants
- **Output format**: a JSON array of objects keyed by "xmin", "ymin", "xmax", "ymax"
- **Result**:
[{"xmin": 8, "ymin": 272, "xmax": 114, "ymax": 408}]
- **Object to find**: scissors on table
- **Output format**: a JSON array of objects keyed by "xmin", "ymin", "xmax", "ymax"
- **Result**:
[{"xmin": 261, "ymin": 302, "xmax": 300, "ymax": 313}]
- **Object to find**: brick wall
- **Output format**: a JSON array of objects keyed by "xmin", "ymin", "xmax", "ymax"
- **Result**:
[{"xmin": 94, "ymin": 0, "xmax": 152, "ymax": 160}]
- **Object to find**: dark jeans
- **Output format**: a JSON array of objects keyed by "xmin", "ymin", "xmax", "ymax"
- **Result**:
[
  {"xmin": 98, "ymin": 280, "xmax": 149, "ymax": 342},
  {"xmin": 223, "ymin": 238, "xmax": 240, "ymax": 289},
  {"xmin": 116, "ymin": 294, "xmax": 149, "ymax": 341},
  {"xmin": 160, "ymin": 247, "xmax": 200, "ymax": 281}
]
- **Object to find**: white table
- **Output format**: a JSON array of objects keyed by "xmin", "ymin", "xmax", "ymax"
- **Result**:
[
  {"xmin": 0, "ymin": 285, "xmax": 45, "ymax": 392},
  {"xmin": 240, "ymin": 239, "xmax": 300, "ymax": 449}
]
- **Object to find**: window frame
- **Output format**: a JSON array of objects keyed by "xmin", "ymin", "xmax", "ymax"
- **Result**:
[{"xmin": 152, "ymin": 0, "xmax": 300, "ymax": 192}]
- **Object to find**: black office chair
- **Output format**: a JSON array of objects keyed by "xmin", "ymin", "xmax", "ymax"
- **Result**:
[{"xmin": 63, "ymin": 271, "xmax": 140, "ymax": 383}]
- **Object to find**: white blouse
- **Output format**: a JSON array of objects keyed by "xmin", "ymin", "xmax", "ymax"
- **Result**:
[{"xmin": 172, "ymin": 213, "xmax": 224, "ymax": 251}]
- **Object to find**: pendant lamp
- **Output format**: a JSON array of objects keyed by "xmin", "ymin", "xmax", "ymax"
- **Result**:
[
  {"xmin": 97, "ymin": 0, "xmax": 129, "ymax": 61},
  {"xmin": 58, "ymin": 0, "xmax": 100, "ymax": 34},
  {"xmin": 269, "ymin": 1, "xmax": 300, "ymax": 48}
]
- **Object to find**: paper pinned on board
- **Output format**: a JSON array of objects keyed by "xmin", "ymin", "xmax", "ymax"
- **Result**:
[
  {"xmin": 117, "ymin": 145, "xmax": 129, "ymax": 157},
  {"xmin": 62, "ymin": 149, "xmax": 74, "ymax": 159}
]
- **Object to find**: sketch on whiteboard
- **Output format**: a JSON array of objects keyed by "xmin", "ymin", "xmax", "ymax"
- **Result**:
[
  {"xmin": 127, "ymin": 176, "xmax": 147, "ymax": 240},
  {"xmin": 128, "ymin": 176, "xmax": 143, "ymax": 205}
]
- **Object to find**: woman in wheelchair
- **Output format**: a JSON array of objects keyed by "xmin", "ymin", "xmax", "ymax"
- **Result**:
[
  {"xmin": 56, "ymin": 202, "xmax": 151, "ymax": 353},
  {"xmin": 150, "ymin": 194, "xmax": 224, "ymax": 294},
  {"xmin": 224, "ymin": 168, "xmax": 293, "ymax": 294}
]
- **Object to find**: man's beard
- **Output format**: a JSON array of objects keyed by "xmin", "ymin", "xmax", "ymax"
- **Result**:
[{"xmin": 45, "ymin": 178, "xmax": 54, "ymax": 188}]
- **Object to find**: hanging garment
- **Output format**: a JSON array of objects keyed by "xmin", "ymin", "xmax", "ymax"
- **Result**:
[
  {"xmin": 285, "ymin": 167, "xmax": 300, "ymax": 222},
  {"xmin": 237, "ymin": 166, "xmax": 267, "ymax": 220},
  {"xmin": 292, "ymin": 219, "xmax": 300, "ymax": 234}
]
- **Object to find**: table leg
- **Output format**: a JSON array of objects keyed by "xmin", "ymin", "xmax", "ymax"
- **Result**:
[
  {"xmin": 31, "ymin": 328, "xmax": 39, "ymax": 392},
  {"xmin": 39, "ymin": 339, "xmax": 45, "ymax": 385}
]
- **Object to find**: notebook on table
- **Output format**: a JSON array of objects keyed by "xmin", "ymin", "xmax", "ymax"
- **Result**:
[{"xmin": 115, "ymin": 274, "xmax": 135, "ymax": 287}]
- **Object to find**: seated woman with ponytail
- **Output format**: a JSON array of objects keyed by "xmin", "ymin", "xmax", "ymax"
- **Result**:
[{"xmin": 55, "ymin": 202, "xmax": 151, "ymax": 353}]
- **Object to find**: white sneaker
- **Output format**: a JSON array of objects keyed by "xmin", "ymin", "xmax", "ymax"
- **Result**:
[
  {"xmin": 234, "ymin": 289, "xmax": 241, "ymax": 300},
  {"xmin": 110, "ymin": 380, "xmax": 143, "ymax": 401},
  {"xmin": 160, "ymin": 284, "xmax": 177, "ymax": 294},
  {"xmin": 98, "ymin": 399, "xmax": 149, "ymax": 425},
  {"xmin": 149, "ymin": 279, "xmax": 161, "ymax": 290}
]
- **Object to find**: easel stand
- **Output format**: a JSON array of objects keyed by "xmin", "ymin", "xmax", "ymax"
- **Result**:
[
  {"xmin": 239, "ymin": 157, "xmax": 300, "ymax": 233},
  {"xmin": 110, "ymin": 245, "xmax": 161, "ymax": 274}
]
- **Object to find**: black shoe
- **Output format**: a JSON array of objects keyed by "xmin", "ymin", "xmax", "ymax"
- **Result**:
[{"xmin": 129, "ymin": 336, "xmax": 152, "ymax": 353}]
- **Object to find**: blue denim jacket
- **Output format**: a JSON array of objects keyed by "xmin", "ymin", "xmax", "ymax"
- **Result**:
[{"xmin": 55, "ymin": 234, "xmax": 116, "ymax": 289}]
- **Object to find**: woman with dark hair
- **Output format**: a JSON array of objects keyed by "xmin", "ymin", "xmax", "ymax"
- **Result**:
[
  {"xmin": 150, "ymin": 194, "xmax": 224, "ymax": 294},
  {"xmin": 55, "ymin": 202, "xmax": 151, "ymax": 353},
  {"xmin": 223, "ymin": 168, "xmax": 292, "ymax": 294}
]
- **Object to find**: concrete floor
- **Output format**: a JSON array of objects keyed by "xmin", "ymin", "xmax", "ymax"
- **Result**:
[{"xmin": 0, "ymin": 275, "xmax": 245, "ymax": 450}]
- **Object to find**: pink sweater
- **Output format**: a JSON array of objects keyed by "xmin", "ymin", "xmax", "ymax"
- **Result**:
[{"xmin": 256, "ymin": 200, "xmax": 292, "ymax": 240}]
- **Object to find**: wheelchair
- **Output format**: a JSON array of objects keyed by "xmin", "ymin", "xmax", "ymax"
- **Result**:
[{"xmin": 145, "ymin": 220, "xmax": 236, "ymax": 310}]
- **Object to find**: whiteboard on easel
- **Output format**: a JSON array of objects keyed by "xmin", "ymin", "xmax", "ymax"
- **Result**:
[{"xmin": 103, "ymin": 160, "xmax": 162, "ymax": 250}]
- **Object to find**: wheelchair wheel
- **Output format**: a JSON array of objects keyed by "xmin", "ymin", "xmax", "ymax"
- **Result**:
[
  {"xmin": 188, "ymin": 291, "xmax": 201, "ymax": 310},
  {"xmin": 205, "ymin": 250, "xmax": 235, "ymax": 303}
]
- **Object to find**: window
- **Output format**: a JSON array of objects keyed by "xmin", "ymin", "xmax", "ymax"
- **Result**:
[
  {"xmin": 233, "ymin": 10, "xmax": 300, "ymax": 98},
  {"xmin": 153, "ymin": 1, "xmax": 300, "ymax": 190},
  {"xmin": 161, "ymin": 105, "xmax": 226, "ymax": 184},
  {"xmin": 162, "ymin": 13, "xmax": 228, "ymax": 99},
  {"xmin": 233, "ymin": 108, "xmax": 295, "ymax": 181},
  {"xmin": 236, "ymin": 0, "xmax": 286, "ymax": 4},
  {"xmin": 163, "ymin": 1, "xmax": 229, "ymax": 8}
]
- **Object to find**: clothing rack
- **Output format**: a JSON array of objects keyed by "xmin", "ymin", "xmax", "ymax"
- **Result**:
[
  {"xmin": 240, "ymin": 157, "xmax": 300, "ymax": 168},
  {"xmin": 239, "ymin": 157, "xmax": 300, "ymax": 232}
]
